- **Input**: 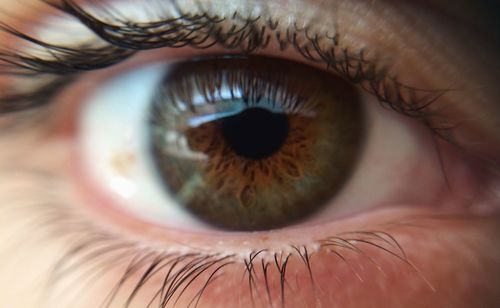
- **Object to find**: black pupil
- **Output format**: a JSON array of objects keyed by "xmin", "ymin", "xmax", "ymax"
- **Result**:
[{"xmin": 222, "ymin": 108, "xmax": 289, "ymax": 160}]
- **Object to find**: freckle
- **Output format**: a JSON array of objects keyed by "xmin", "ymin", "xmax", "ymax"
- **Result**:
[{"xmin": 110, "ymin": 152, "xmax": 136, "ymax": 176}]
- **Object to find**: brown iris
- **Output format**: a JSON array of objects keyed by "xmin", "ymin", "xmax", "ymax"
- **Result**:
[{"xmin": 149, "ymin": 56, "xmax": 364, "ymax": 231}]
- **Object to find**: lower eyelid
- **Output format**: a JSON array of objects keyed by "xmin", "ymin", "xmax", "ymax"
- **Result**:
[
  {"xmin": 68, "ymin": 126, "xmax": 487, "ymax": 262},
  {"xmin": 20, "ymin": 176, "xmax": 500, "ymax": 308},
  {"xmin": 0, "ymin": 157, "xmax": 498, "ymax": 307}
]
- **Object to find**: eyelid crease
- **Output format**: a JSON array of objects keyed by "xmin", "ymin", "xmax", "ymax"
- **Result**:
[{"xmin": 0, "ymin": 0, "xmax": 447, "ymax": 126}]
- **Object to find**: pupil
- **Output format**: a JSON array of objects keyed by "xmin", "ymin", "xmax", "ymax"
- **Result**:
[{"xmin": 221, "ymin": 107, "xmax": 289, "ymax": 160}]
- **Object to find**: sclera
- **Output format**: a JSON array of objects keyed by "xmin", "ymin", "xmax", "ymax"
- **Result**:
[{"xmin": 79, "ymin": 63, "xmax": 215, "ymax": 230}]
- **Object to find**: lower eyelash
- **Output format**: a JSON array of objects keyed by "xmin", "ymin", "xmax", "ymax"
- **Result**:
[
  {"xmin": 0, "ymin": 169, "xmax": 434, "ymax": 308},
  {"xmin": 48, "ymin": 231, "xmax": 428, "ymax": 308}
]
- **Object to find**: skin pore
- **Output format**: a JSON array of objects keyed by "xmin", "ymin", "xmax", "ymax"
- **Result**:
[{"xmin": 0, "ymin": 0, "xmax": 499, "ymax": 307}]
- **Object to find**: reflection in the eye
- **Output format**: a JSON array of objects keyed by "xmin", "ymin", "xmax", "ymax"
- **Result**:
[{"xmin": 0, "ymin": 0, "xmax": 499, "ymax": 308}]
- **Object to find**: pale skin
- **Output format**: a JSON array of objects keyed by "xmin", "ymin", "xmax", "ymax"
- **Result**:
[{"xmin": 0, "ymin": 0, "xmax": 499, "ymax": 307}]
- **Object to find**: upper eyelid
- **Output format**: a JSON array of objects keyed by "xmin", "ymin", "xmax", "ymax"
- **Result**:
[
  {"xmin": 15, "ymin": 1, "xmax": 500, "ymax": 171},
  {"xmin": 0, "ymin": 0, "xmax": 446, "ymax": 121}
]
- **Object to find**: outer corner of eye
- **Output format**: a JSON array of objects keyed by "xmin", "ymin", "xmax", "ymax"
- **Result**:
[{"xmin": 74, "ymin": 55, "xmax": 368, "ymax": 235}]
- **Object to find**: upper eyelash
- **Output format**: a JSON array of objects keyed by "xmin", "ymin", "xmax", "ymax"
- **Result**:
[
  {"xmin": 0, "ymin": 0, "xmax": 446, "ymax": 123},
  {"xmin": 0, "ymin": 19, "xmax": 135, "ymax": 112}
]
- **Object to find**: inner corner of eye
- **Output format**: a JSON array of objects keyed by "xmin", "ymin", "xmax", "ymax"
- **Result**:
[{"xmin": 77, "ymin": 55, "xmax": 367, "ymax": 233}]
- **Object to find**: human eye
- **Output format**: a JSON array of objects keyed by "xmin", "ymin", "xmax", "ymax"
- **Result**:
[{"xmin": 0, "ymin": 0, "xmax": 499, "ymax": 308}]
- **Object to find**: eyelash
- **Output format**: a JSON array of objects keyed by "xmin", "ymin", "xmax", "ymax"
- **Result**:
[
  {"xmin": 46, "ymin": 199, "xmax": 423, "ymax": 308},
  {"xmin": 0, "ymin": 1, "xmax": 448, "ymax": 307},
  {"xmin": 0, "ymin": 0, "xmax": 445, "ymax": 123}
]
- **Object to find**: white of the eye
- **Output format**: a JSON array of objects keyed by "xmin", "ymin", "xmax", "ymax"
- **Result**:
[{"xmin": 79, "ymin": 63, "xmax": 212, "ymax": 230}]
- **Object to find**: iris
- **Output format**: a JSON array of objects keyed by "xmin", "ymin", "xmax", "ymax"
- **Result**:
[{"xmin": 150, "ymin": 56, "xmax": 365, "ymax": 230}]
